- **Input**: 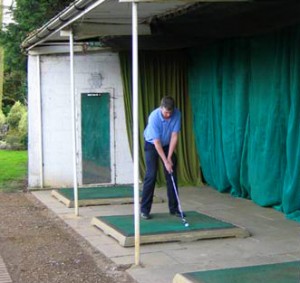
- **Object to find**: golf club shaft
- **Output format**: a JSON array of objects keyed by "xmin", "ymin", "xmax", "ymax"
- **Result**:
[{"xmin": 170, "ymin": 173, "xmax": 184, "ymax": 219}]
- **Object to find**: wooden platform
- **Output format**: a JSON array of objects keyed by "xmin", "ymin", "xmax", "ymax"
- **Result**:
[
  {"xmin": 173, "ymin": 260, "xmax": 300, "ymax": 283},
  {"xmin": 91, "ymin": 211, "xmax": 250, "ymax": 247},
  {"xmin": 52, "ymin": 186, "xmax": 163, "ymax": 208}
]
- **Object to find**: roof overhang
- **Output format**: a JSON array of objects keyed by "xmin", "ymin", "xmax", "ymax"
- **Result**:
[
  {"xmin": 22, "ymin": 0, "xmax": 300, "ymax": 52},
  {"xmin": 22, "ymin": 0, "xmax": 203, "ymax": 50}
]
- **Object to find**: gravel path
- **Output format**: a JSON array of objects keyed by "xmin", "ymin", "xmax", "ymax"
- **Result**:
[{"xmin": 0, "ymin": 192, "xmax": 136, "ymax": 283}]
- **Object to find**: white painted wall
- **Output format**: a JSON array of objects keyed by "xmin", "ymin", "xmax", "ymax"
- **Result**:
[{"xmin": 28, "ymin": 51, "xmax": 133, "ymax": 188}]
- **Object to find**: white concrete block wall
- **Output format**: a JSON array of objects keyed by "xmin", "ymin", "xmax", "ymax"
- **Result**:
[
  {"xmin": 40, "ymin": 55, "xmax": 74, "ymax": 187},
  {"xmin": 28, "ymin": 51, "xmax": 133, "ymax": 188}
]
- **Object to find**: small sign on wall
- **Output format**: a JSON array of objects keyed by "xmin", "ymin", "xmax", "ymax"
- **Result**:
[{"xmin": 86, "ymin": 93, "xmax": 103, "ymax": 97}]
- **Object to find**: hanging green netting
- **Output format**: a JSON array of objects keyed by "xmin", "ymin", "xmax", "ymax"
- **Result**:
[{"xmin": 188, "ymin": 25, "xmax": 300, "ymax": 221}]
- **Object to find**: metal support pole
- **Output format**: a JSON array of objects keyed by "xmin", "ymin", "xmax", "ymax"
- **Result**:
[
  {"xmin": 132, "ymin": 1, "xmax": 140, "ymax": 266},
  {"xmin": 69, "ymin": 29, "xmax": 79, "ymax": 216}
]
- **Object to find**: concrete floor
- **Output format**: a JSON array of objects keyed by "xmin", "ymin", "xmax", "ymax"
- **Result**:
[{"xmin": 32, "ymin": 185, "xmax": 300, "ymax": 283}]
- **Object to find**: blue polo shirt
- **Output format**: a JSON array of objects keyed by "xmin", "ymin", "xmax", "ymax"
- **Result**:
[{"xmin": 144, "ymin": 107, "xmax": 181, "ymax": 146}]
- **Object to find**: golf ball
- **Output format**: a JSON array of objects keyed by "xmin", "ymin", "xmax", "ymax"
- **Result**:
[{"xmin": 184, "ymin": 222, "xmax": 189, "ymax": 227}]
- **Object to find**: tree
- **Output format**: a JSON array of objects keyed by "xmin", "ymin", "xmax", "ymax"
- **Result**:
[
  {"xmin": 0, "ymin": 0, "xmax": 74, "ymax": 110},
  {"xmin": 0, "ymin": 0, "xmax": 4, "ymax": 108},
  {"xmin": 0, "ymin": 48, "xmax": 3, "ymax": 109}
]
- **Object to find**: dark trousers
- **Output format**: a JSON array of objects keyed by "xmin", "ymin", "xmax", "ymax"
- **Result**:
[{"xmin": 141, "ymin": 141, "xmax": 179, "ymax": 214}]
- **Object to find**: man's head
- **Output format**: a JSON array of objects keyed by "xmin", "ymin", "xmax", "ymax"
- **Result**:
[{"xmin": 160, "ymin": 96, "xmax": 175, "ymax": 119}]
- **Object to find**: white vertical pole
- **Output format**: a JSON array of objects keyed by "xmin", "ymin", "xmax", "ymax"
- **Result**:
[
  {"xmin": 37, "ymin": 55, "xmax": 44, "ymax": 188},
  {"xmin": 132, "ymin": 1, "xmax": 140, "ymax": 266},
  {"xmin": 69, "ymin": 29, "xmax": 79, "ymax": 216}
]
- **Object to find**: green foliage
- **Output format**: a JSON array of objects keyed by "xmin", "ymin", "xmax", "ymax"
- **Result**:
[
  {"xmin": 18, "ymin": 110, "xmax": 27, "ymax": 135},
  {"xmin": 14, "ymin": 0, "xmax": 74, "ymax": 30},
  {"xmin": 0, "ymin": 0, "xmax": 2, "ymax": 25},
  {"xmin": 18, "ymin": 110, "xmax": 28, "ymax": 146},
  {"xmin": 0, "ymin": 108, "xmax": 7, "ymax": 141},
  {"xmin": 6, "ymin": 101, "xmax": 26, "ymax": 129},
  {"xmin": 4, "ymin": 101, "xmax": 27, "ymax": 149},
  {"xmin": 2, "ymin": 104, "xmax": 11, "ymax": 116},
  {"xmin": 0, "ymin": 48, "xmax": 3, "ymax": 108},
  {"xmin": 0, "ymin": 0, "xmax": 74, "ymax": 111},
  {"xmin": 0, "ymin": 0, "xmax": 3, "ymax": 107},
  {"xmin": 0, "ymin": 108, "xmax": 5, "ymax": 127},
  {"xmin": 0, "ymin": 150, "xmax": 27, "ymax": 192},
  {"xmin": 0, "ymin": 21, "xmax": 27, "ymax": 106},
  {"xmin": 5, "ymin": 129, "xmax": 21, "ymax": 147}
]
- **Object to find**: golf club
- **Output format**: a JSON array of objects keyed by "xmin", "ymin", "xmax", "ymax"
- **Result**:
[{"xmin": 170, "ymin": 173, "xmax": 189, "ymax": 227}]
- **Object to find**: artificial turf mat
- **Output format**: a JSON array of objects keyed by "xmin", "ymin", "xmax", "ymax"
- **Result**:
[
  {"xmin": 173, "ymin": 261, "xmax": 300, "ymax": 283},
  {"xmin": 91, "ymin": 211, "xmax": 249, "ymax": 246},
  {"xmin": 96, "ymin": 211, "xmax": 236, "ymax": 236},
  {"xmin": 51, "ymin": 186, "xmax": 163, "ymax": 207},
  {"xmin": 57, "ymin": 186, "xmax": 136, "ymax": 200}
]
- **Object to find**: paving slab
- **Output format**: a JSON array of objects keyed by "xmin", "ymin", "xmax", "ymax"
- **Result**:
[{"xmin": 32, "ymin": 186, "xmax": 300, "ymax": 283}]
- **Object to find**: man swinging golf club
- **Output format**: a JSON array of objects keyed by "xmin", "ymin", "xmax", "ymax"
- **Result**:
[{"xmin": 141, "ymin": 96, "xmax": 185, "ymax": 220}]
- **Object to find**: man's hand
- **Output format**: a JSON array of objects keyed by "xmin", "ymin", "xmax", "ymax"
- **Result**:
[
  {"xmin": 167, "ymin": 157, "xmax": 173, "ymax": 166},
  {"xmin": 164, "ymin": 160, "xmax": 173, "ymax": 174},
  {"xmin": 153, "ymin": 139, "xmax": 174, "ymax": 173}
]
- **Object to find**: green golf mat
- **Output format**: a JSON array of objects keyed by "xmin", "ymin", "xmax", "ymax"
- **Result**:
[
  {"xmin": 91, "ymin": 211, "xmax": 250, "ymax": 247},
  {"xmin": 173, "ymin": 261, "xmax": 300, "ymax": 283},
  {"xmin": 51, "ymin": 186, "xmax": 163, "ymax": 207}
]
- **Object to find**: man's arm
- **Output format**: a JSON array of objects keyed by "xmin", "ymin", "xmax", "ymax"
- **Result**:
[
  {"xmin": 153, "ymin": 139, "xmax": 173, "ymax": 173},
  {"xmin": 167, "ymin": 132, "xmax": 179, "ymax": 163}
]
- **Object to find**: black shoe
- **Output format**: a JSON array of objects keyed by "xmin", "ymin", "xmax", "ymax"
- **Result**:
[
  {"xmin": 141, "ymin": 212, "xmax": 151, "ymax": 220},
  {"xmin": 170, "ymin": 211, "xmax": 186, "ymax": 217}
]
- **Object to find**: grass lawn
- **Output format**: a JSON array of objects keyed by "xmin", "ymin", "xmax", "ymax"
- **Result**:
[{"xmin": 0, "ymin": 150, "xmax": 28, "ymax": 192}]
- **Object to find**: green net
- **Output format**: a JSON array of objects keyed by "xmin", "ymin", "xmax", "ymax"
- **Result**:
[{"xmin": 188, "ymin": 25, "xmax": 300, "ymax": 221}]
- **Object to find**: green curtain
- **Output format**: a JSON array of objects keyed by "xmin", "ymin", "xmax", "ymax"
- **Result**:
[
  {"xmin": 282, "ymin": 27, "xmax": 300, "ymax": 220},
  {"xmin": 189, "ymin": 39, "xmax": 250, "ymax": 195},
  {"xmin": 119, "ymin": 51, "xmax": 201, "ymax": 186},
  {"xmin": 189, "ymin": 26, "xmax": 300, "ymax": 221}
]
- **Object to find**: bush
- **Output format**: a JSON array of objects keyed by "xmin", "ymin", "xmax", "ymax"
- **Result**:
[
  {"xmin": 6, "ymin": 101, "xmax": 26, "ymax": 130},
  {"xmin": 18, "ymin": 111, "xmax": 28, "ymax": 146},
  {"xmin": 4, "ymin": 101, "xmax": 27, "ymax": 149},
  {"xmin": 0, "ymin": 109, "xmax": 5, "ymax": 127},
  {"xmin": 0, "ymin": 109, "xmax": 8, "ymax": 141},
  {"xmin": 0, "ymin": 140, "xmax": 10, "ymax": 149},
  {"xmin": 5, "ymin": 131, "xmax": 22, "ymax": 149}
]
